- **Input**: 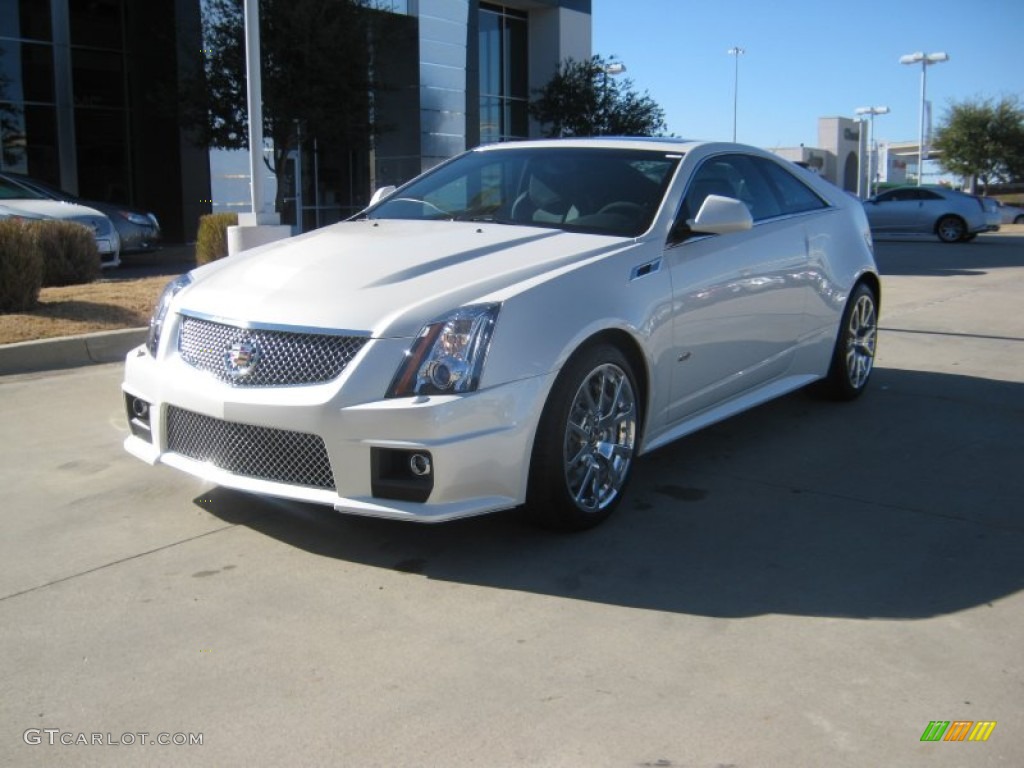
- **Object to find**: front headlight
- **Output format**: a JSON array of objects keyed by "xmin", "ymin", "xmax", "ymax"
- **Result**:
[
  {"xmin": 387, "ymin": 303, "xmax": 500, "ymax": 398},
  {"xmin": 146, "ymin": 273, "xmax": 192, "ymax": 356},
  {"xmin": 120, "ymin": 211, "xmax": 154, "ymax": 226}
]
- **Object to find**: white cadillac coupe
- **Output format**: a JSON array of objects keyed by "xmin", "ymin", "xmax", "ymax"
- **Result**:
[{"xmin": 123, "ymin": 138, "xmax": 879, "ymax": 530}]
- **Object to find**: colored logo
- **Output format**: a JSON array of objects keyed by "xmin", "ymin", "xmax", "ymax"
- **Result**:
[
  {"xmin": 920, "ymin": 721, "xmax": 996, "ymax": 742},
  {"xmin": 224, "ymin": 340, "xmax": 261, "ymax": 379}
]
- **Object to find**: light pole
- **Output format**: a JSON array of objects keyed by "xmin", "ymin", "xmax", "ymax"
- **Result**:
[
  {"xmin": 243, "ymin": 0, "xmax": 265, "ymax": 217},
  {"xmin": 855, "ymin": 106, "xmax": 890, "ymax": 197},
  {"xmin": 600, "ymin": 61, "xmax": 626, "ymax": 134},
  {"xmin": 727, "ymin": 46, "xmax": 745, "ymax": 142},
  {"xmin": 227, "ymin": 0, "xmax": 291, "ymax": 254},
  {"xmin": 899, "ymin": 51, "xmax": 948, "ymax": 185}
]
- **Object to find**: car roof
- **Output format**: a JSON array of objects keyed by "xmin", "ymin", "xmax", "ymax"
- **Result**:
[{"xmin": 474, "ymin": 137, "xmax": 707, "ymax": 154}]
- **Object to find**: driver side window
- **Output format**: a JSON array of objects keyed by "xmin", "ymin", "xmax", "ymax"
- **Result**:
[{"xmin": 675, "ymin": 154, "xmax": 782, "ymax": 230}]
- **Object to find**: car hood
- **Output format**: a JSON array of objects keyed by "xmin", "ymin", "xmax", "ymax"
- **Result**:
[
  {"xmin": 0, "ymin": 199, "xmax": 107, "ymax": 220},
  {"xmin": 180, "ymin": 219, "xmax": 634, "ymax": 337}
]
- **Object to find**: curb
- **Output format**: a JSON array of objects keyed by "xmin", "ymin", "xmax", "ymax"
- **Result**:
[{"xmin": 0, "ymin": 327, "xmax": 147, "ymax": 376}]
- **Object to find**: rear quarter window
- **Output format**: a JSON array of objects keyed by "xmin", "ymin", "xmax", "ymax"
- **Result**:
[{"xmin": 752, "ymin": 157, "xmax": 829, "ymax": 216}]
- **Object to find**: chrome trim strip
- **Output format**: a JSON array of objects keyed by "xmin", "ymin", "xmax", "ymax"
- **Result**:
[{"xmin": 178, "ymin": 309, "xmax": 371, "ymax": 338}]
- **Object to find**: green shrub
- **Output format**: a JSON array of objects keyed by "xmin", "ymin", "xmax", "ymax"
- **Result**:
[
  {"xmin": 0, "ymin": 219, "xmax": 44, "ymax": 313},
  {"xmin": 196, "ymin": 212, "xmax": 238, "ymax": 265},
  {"xmin": 32, "ymin": 219, "xmax": 100, "ymax": 286}
]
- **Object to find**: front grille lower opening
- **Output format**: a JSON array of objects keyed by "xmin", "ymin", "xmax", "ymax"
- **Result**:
[{"xmin": 166, "ymin": 406, "xmax": 335, "ymax": 490}]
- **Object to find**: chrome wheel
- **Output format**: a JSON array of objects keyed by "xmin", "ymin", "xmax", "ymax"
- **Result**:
[
  {"xmin": 936, "ymin": 215, "xmax": 966, "ymax": 243},
  {"xmin": 819, "ymin": 283, "xmax": 878, "ymax": 401},
  {"xmin": 528, "ymin": 344, "xmax": 641, "ymax": 530},
  {"xmin": 843, "ymin": 290, "xmax": 877, "ymax": 391},
  {"xmin": 563, "ymin": 363, "xmax": 637, "ymax": 512}
]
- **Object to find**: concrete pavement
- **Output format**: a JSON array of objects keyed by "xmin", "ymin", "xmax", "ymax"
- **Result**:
[{"xmin": 0, "ymin": 234, "xmax": 1022, "ymax": 767}]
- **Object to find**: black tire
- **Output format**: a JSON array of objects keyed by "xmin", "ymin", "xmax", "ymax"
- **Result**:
[
  {"xmin": 1014, "ymin": 215, "xmax": 1024, "ymax": 224},
  {"xmin": 819, "ymin": 283, "xmax": 878, "ymax": 401},
  {"xmin": 526, "ymin": 343, "xmax": 640, "ymax": 531},
  {"xmin": 936, "ymin": 215, "xmax": 967, "ymax": 243}
]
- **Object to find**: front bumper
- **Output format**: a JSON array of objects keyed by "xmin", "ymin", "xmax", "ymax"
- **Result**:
[{"xmin": 122, "ymin": 344, "xmax": 553, "ymax": 522}]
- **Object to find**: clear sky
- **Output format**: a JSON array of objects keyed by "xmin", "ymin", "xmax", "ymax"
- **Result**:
[{"xmin": 591, "ymin": 0, "xmax": 1022, "ymax": 149}]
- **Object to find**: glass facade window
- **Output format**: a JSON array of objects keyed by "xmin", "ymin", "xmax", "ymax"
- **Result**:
[
  {"xmin": 0, "ymin": 0, "xmax": 129, "ymax": 195},
  {"xmin": 17, "ymin": 105, "xmax": 59, "ymax": 178},
  {"xmin": 68, "ymin": 0, "xmax": 123, "ymax": 50},
  {"xmin": 0, "ymin": 0, "xmax": 53, "ymax": 41},
  {"xmin": 68, "ymin": 0, "xmax": 130, "ymax": 201},
  {"xmin": 72, "ymin": 48, "xmax": 125, "ymax": 108},
  {"xmin": 0, "ymin": 2, "xmax": 56, "ymax": 174},
  {"xmin": 478, "ymin": 3, "xmax": 528, "ymax": 144}
]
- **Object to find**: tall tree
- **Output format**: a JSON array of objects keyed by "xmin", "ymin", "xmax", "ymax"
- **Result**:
[
  {"xmin": 529, "ymin": 55, "xmax": 667, "ymax": 138},
  {"xmin": 934, "ymin": 96, "xmax": 1024, "ymax": 191},
  {"xmin": 189, "ymin": 0, "xmax": 388, "ymax": 212}
]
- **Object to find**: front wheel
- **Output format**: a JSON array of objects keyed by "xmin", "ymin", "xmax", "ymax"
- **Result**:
[
  {"xmin": 936, "ymin": 215, "xmax": 967, "ymax": 243},
  {"xmin": 820, "ymin": 283, "xmax": 878, "ymax": 401},
  {"xmin": 526, "ymin": 344, "xmax": 639, "ymax": 531}
]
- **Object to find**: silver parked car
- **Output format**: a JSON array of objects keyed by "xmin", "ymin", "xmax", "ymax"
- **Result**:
[
  {"xmin": 863, "ymin": 186, "xmax": 989, "ymax": 243},
  {"xmin": 990, "ymin": 198, "xmax": 1024, "ymax": 225}
]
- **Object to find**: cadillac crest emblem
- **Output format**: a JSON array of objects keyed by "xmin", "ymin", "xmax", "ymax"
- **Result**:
[{"xmin": 224, "ymin": 340, "xmax": 261, "ymax": 379}]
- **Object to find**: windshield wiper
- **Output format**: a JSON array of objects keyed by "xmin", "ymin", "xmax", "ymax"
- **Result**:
[{"xmin": 451, "ymin": 212, "xmax": 512, "ymax": 224}]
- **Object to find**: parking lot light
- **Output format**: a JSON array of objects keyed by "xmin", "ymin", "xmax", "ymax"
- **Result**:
[{"xmin": 900, "ymin": 52, "xmax": 949, "ymax": 186}]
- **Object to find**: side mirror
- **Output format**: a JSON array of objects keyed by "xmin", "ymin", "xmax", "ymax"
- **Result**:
[
  {"xmin": 369, "ymin": 185, "xmax": 397, "ymax": 207},
  {"xmin": 687, "ymin": 194, "xmax": 753, "ymax": 236}
]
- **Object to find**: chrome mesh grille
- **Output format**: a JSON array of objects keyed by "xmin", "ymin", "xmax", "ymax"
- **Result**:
[
  {"xmin": 178, "ymin": 315, "xmax": 368, "ymax": 387},
  {"xmin": 166, "ymin": 406, "xmax": 335, "ymax": 490}
]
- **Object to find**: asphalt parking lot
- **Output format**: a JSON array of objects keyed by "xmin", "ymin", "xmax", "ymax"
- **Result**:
[{"xmin": 1, "ymin": 233, "xmax": 1022, "ymax": 767}]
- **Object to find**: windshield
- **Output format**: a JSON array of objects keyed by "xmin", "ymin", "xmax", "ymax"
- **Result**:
[
  {"xmin": 0, "ymin": 176, "xmax": 49, "ymax": 201},
  {"xmin": 367, "ymin": 146, "xmax": 681, "ymax": 238}
]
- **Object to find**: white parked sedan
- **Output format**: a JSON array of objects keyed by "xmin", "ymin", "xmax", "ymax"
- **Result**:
[
  {"xmin": 0, "ymin": 177, "xmax": 121, "ymax": 267},
  {"xmin": 124, "ymin": 138, "xmax": 879, "ymax": 530}
]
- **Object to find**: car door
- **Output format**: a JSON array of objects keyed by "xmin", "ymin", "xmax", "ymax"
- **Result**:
[
  {"xmin": 914, "ymin": 188, "xmax": 951, "ymax": 233},
  {"xmin": 663, "ymin": 153, "xmax": 818, "ymax": 422},
  {"xmin": 866, "ymin": 188, "xmax": 924, "ymax": 234}
]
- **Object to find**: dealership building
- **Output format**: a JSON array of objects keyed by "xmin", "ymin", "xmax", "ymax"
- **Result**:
[
  {"xmin": 769, "ymin": 116, "xmax": 928, "ymax": 194},
  {"xmin": 1, "ymin": 0, "xmax": 592, "ymax": 240},
  {"xmin": 0, "ymin": 0, "xmax": 210, "ymax": 243}
]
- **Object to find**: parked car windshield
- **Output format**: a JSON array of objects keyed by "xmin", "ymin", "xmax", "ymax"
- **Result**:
[
  {"xmin": 367, "ymin": 147, "xmax": 682, "ymax": 238},
  {"xmin": 0, "ymin": 176, "xmax": 48, "ymax": 201}
]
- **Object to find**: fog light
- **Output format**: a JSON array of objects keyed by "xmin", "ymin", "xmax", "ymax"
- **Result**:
[
  {"xmin": 409, "ymin": 453, "xmax": 432, "ymax": 477},
  {"xmin": 132, "ymin": 398, "xmax": 150, "ymax": 420},
  {"xmin": 125, "ymin": 394, "xmax": 153, "ymax": 443},
  {"xmin": 371, "ymin": 447, "xmax": 433, "ymax": 503}
]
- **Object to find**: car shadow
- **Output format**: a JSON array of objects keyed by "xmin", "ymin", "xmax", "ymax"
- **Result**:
[
  {"xmin": 874, "ymin": 233, "xmax": 1024, "ymax": 276},
  {"xmin": 195, "ymin": 367, "xmax": 1024, "ymax": 621}
]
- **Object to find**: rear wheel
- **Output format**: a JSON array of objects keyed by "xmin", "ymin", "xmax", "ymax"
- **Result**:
[
  {"xmin": 820, "ymin": 283, "xmax": 878, "ymax": 401},
  {"xmin": 936, "ymin": 215, "xmax": 967, "ymax": 243},
  {"xmin": 527, "ymin": 344, "xmax": 639, "ymax": 531}
]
